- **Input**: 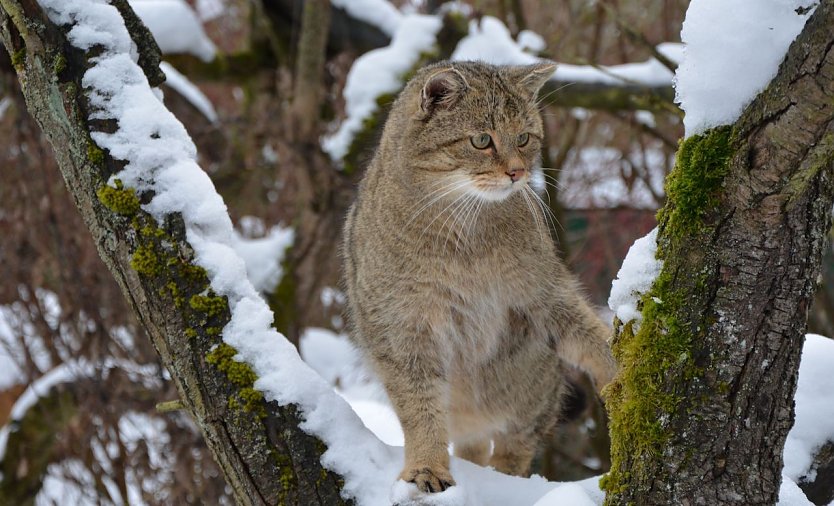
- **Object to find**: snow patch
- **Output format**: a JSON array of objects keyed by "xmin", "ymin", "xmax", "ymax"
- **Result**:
[
  {"xmin": 390, "ymin": 480, "xmax": 467, "ymax": 505},
  {"xmin": 159, "ymin": 62, "xmax": 218, "ymax": 123},
  {"xmin": 783, "ymin": 333, "xmax": 834, "ymax": 482},
  {"xmin": 332, "ymin": 0, "xmax": 403, "ymax": 37},
  {"xmin": 674, "ymin": 0, "xmax": 816, "ymax": 136},
  {"xmin": 451, "ymin": 16, "xmax": 539, "ymax": 65},
  {"xmin": 608, "ymin": 228, "xmax": 662, "ymax": 326},
  {"xmin": 195, "ymin": 0, "xmax": 224, "ymax": 21},
  {"xmin": 129, "ymin": 0, "xmax": 217, "ymax": 61},
  {"xmin": 778, "ymin": 475, "xmax": 814, "ymax": 506},
  {"xmin": 517, "ymin": 30, "xmax": 546, "ymax": 54},
  {"xmin": 229, "ymin": 224, "xmax": 293, "ymax": 294},
  {"xmin": 532, "ymin": 482, "xmax": 597, "ymax": 506}
]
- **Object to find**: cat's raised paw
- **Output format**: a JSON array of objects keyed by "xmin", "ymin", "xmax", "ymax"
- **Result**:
[{"xmin": 401, "ymin": 467, "xmax": 455, "ymax": 493}]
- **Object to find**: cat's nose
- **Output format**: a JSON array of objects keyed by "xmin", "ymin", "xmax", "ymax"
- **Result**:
[{"xmin": 506, "ymin": 167, "xmax": 525, "ymax": 183}]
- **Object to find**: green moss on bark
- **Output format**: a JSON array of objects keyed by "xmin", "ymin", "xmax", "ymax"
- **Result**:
[
  {"xmin": 130, "ymin": 244, "xmax": 162, "ymax": 276},
  {"xmin": 53, "ymin": 53, "xmax": 66, "ymax": 75},
  {"xmin": 87, "ymin": 143, "xmax": 106, "ymax": 166},
  {"xmin": 602, "ymin": 126, "xmax": 735, "ymax": 500},
  {"xmin": 658, "ymin": 126, "xmax": 733, "ymax": 238},
  {"xmin": 206, "ymin": 343, "xmax": 265, "ymax": 417},
  {"xmin": 189, "ymin": 294, "xmax": 227, "ymax": 318},
  {"xmin": 602, "ymin": 269, "xmax": 704, "ymax": 495},
  {"xmin": 97, "ymin": 179, "xmax": 140, "ymax": 216},
  {"xmin": 11, "ymin": 47, "xmax": 25, "ymax": 69}
]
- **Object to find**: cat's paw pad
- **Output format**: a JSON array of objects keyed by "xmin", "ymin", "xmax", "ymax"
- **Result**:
[{"xmin": 400, "ymin": 467, "xmax": 455, "ymax": 493}]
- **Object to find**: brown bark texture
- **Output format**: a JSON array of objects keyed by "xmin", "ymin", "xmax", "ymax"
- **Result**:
[
  {"xmin": 604, "ymin": 2, "xmax": 834, "ymax": 505},
  {"xmin": 0, "ymin": 1, "xmax": 349, "ymax": 504}
]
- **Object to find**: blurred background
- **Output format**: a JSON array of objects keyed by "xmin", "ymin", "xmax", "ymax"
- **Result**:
[{"xmin": 1, "ymin": 0, "xmax": 831, "ymax": 503}]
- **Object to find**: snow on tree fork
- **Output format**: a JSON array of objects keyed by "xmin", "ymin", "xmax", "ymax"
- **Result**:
[
  {"xmin": 603, "ymin": 2, "xmax": 834, "ymax": 505},
  {"xmin": 0, "ymin": 1, "xmax": 349, "ymax": 504}
]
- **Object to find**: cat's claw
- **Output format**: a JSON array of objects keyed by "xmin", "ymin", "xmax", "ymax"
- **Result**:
[{"xmin": 403, "ymin": 467, "xmax": 455, "ymax": 494}]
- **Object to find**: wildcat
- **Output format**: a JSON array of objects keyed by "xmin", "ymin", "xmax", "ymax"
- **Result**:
[{"xmin": 342, "ymin": 60, "xmax": 617, "ymax": 494}]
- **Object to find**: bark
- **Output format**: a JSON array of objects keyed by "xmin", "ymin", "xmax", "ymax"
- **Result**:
[
  {"xmin": 604, "ymin": 3, "xmax": 834, "ymax": 505},
  {"xmin": 0, "ymin": 1, "xmax": 348, "ymax": 504},
  {"xmin": 540, "ymin": 78, "xmax": 677, "ymax": 113}
]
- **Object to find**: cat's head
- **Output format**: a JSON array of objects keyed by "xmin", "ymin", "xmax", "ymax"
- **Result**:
[{"xmin": 396, "ymin": 60, "xmax": 555, "ymax": 203}]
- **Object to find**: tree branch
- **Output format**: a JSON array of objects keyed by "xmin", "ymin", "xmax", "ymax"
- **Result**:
[{"xmin": 0, "ymin": 1, "xmax": 348, "ymax": 504}]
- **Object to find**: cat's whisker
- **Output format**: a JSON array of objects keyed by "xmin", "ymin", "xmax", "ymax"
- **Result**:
[
  {"xmin": 466, "ymin": 197, "xmax": 486, "ymax": 247},
  {"xmin": 537, "ymin": 181, "xmax": 567, "ymax": 200},
  {"xmin": 520, "ymin": 187, "xmax": 545, "ymax": 245},
  {"xmin": 408, "ymin": 178, "xmax": 468, "ymax": 215},
  {"xmin": 421, "ymin": 191, "xmax": 469, "ymax": 248},
  {"xmin": 530, "ymin": 178, "xmax": 553, "ymax": 206},
  {"xmin": 538, "ymin": 170, "xmax": 567, "ymax": 192},
  {"xmin": 455, "ymin": 194, "xmax": 482, "ymax": 253},
  {"xmin": 528, "ymin": 176, "xmax": 567, "ymax": 233},
  {"xmin": 526, "ymin": 185, "xmax": 566, "ymax": 236},
  {"xmin": 534, "ymin": 179, "xmax": 568, "ymax": 202},
  {"xmin": 451, "ymin": 196, "xmax": 471, "ymax": 253},
  {"xmin": 407, "ymin": 179, "xmax": 472, "ymax": 228},
  {"xmin": 523, "ymin": 186, "xmax": 551, "ymax": 244},
  {"xmin": 440, "ymin": 193, "xmax": 475, "ymax": 252},
  {"xmin": 534, "ymin": 82, "xmax": 577, "ymax": 108},
  {"xmin": 454, "ymin": 194, "xmax": 480, "ymax": 251}
]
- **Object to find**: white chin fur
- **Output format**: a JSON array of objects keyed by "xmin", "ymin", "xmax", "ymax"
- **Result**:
[{"xmin": 466, "ymin": 182, "xmax": 522, "ymax": 202}]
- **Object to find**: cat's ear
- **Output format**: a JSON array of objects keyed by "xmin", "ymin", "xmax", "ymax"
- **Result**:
[
  {"xmin": 419, "ymin": 68, "xmax": 468, "ymax": 115},
  {"xmin": 512, "ymin": 61, "xmax": 557, "ymax": 98}
]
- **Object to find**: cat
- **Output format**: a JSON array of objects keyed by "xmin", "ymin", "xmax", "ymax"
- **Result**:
[{"xmin": 342, "ymin": 60, "xmax": 617, "ymax": 494}]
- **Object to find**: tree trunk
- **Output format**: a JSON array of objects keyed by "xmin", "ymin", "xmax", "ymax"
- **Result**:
[
  {"xmin": 603, "ymin": 3, "xmax": 834, "ymax": 505},
  {"xmin": 0, "ymin": 1, "xmax": 348, "ymax": 504},
  {"xmin": 289, "ymin": 0, "xmax": 330, "ymax": 141}
]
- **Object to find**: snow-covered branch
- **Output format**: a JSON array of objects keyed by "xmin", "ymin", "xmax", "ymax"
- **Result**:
[{"xmin": 0, "ymin": 0, "xmax": 347, "ymax": 503}]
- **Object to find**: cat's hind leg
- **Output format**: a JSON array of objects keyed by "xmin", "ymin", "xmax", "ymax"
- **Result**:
[
  {"xmin": 489, "ymin": 431, "xmax": 537, "ymax": 476},
  {"xmin": 453, "ymin": 438, "xmax": 491, "ymax": 466},
  {"xmin": 489, "ymin": 373, "xmax": 566, "ymax": 476}
]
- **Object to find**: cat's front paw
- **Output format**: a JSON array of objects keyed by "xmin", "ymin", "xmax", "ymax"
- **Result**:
[{"xmin": 400, "ymin": 466, "xmax": 455, "ymax": 493}]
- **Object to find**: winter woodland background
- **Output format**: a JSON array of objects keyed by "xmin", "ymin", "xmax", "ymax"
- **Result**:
[{"xmin": 0, "ymin": 0, "xmax": 832, "ymax": 504}]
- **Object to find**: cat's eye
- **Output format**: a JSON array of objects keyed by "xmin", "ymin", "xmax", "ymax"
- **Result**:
[
  {"xmin": 516, "ymin": 133, "xmax": 530, "ymax": 147},
  {"xmin": 470, "ymin": 133, "xmax": 492, "ymax": 149}
]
